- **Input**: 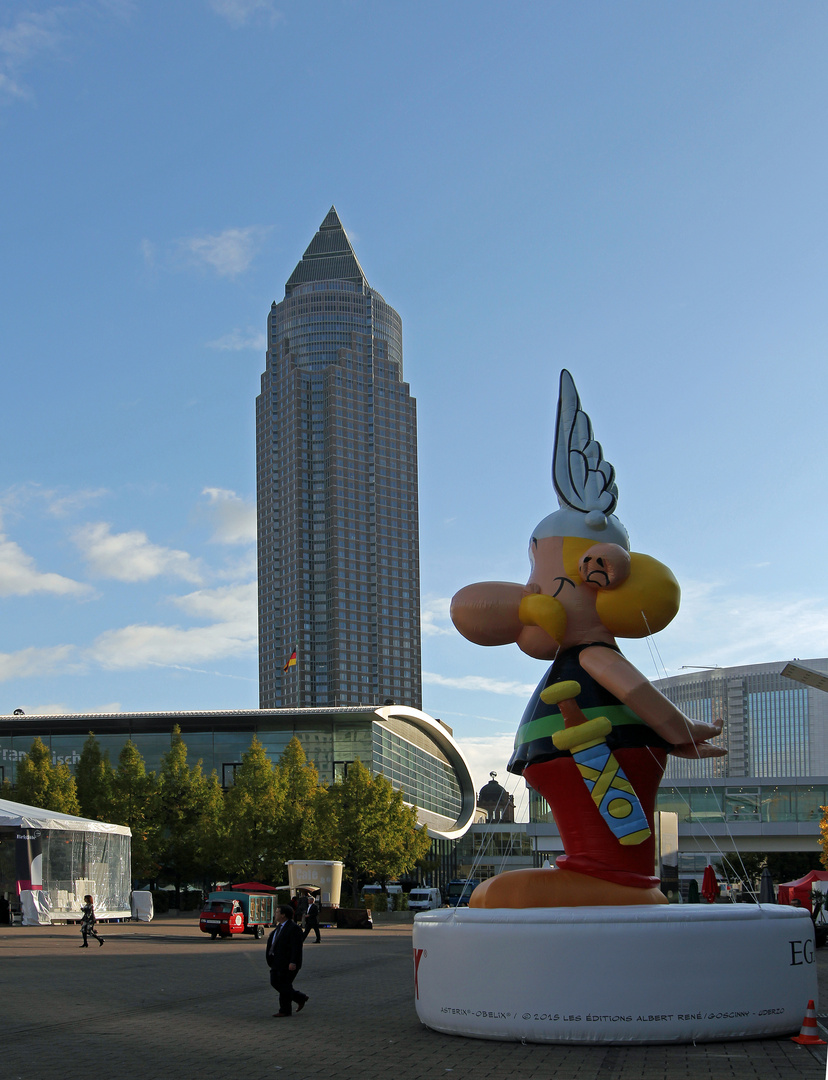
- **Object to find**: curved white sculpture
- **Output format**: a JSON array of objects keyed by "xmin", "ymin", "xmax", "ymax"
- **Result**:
[{"xmin": 413, "ymin": 905, "xmax": 817, "ymax": 1044}]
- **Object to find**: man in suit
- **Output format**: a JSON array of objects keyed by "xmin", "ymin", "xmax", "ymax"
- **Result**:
[
  {"xmin": 265, "ymin": 905, "xmax": 309, "ymax": 1017},
  {"xmin": 302, "ymin": 894, "xmax": 321, "ymax": 942}
]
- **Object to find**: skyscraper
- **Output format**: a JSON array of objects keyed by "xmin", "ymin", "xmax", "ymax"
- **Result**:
[{"xmin": 256, "ymin": 208, "xmax": 422, "ymax": 710}]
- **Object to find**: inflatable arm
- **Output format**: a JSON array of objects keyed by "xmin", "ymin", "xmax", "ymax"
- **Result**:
[{"xmin": 579, "ymin": 645, "xmax": 725, "ymax": 758}]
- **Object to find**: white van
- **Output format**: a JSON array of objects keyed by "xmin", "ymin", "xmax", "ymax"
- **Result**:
[{"xmin": 408, "ymin": 887, "xmax": 442, "ymax": 911}]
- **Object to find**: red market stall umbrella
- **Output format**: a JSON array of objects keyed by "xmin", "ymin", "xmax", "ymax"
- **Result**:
[
  {"xmin": 701, "ymin": 865, "xmax": 719, "ymax": 903},
  {"xmin": 230, "ymin": 881, "xmax": 280, "ymax": 893}
]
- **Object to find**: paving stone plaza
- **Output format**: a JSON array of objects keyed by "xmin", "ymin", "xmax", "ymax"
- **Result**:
[{"xmin": 2, "ymin": 916, "xmax": 825, "ymax": 1079}]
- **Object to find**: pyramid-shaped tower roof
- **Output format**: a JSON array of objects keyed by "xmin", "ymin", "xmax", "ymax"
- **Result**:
[{"xmin": 285, "ymin": 207, "xmax": 368, "ymax": 295}]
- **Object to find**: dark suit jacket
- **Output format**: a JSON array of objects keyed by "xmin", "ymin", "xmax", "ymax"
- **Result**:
[
  {"xmin": 266, "ymin": 920, "xmax": 303, "ymax": 974},
  {"xmin": 304, "ymin": 901, "xmax": 319, "ymax": 925}
]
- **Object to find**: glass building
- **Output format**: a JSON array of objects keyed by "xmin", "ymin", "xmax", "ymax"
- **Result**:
[
  {"xmin": 0, "ymin": 704, "xmax": 476, "ymax": 842},
  {"xmin": 656, "ymin": 658, "xmax": 828, "ymax": 782},
  {"xmin": 257, "ymin": 208, "xmax": 421, "ymax": 710}
]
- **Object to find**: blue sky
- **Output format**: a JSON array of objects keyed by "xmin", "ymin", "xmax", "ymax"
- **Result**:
[{"xmin": 2, "ymin": 1, "xmax": 828, "ymax": 808}]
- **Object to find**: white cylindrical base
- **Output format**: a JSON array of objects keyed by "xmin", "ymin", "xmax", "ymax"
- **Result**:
[{"xmin": 413, "ymin": 904, "xmax": 817, "ymax": 1044}]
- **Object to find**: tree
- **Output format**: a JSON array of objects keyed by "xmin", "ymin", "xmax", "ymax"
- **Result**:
[
  {"xmin": 109, "ymin": 740, "xmax": 158, "ymax": 882},
  {"xmin": 222, "ymin": 736, "xmax": 286, "ymax": 884},
  {"xmin": 328, "ymin": 759, "xmax": 430, "ymax": 904},
  {"xmin": 75, "ymin": 732, "xmax": 115, "ymax": 821},
  {"xmin": 155, "ymin": 726, "xmax": 215, "ymax": 902},
  {"xmin": 14, "ymin": 737, "xmax": 80, "ymax": 815},
  {"xmin": 274, "ymin": 737, "xmax": 328, "ymax": 861},
  {"xmin": 194, "ymin": 772, "xmax": 228, "ymax": 894}
]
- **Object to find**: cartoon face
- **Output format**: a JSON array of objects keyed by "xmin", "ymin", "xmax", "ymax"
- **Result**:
[
  {"xmin": 520, "ymin": 536, "xmax": 614, "ymax": 655},
  {"xmin": 578, "ymin": 544, "xmax": 631, "ymax": 590}
]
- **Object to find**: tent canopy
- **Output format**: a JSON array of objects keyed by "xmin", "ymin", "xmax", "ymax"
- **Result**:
[
  {"xmin": 230, "ymin": 881, "xmax": 280, "ymax": 893},
  {"xmin": 0, "ymin": 797, "xmax": 131, "ymax": 836},
  {"xmin": 777, "ymin": 870, "xmax": 828, "ymax": 912}
]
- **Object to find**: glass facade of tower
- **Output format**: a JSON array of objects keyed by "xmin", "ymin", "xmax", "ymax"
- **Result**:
[{"xmin": 256, "ymin": 208, "xmax": 422, "ymax": 710}]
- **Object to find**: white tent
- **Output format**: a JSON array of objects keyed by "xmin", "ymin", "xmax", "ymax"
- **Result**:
[
  {"xmin": 0, "ymin": 797, "xmax": 131, "ymax": 836},
  {"xmin": 0, "ymin": 798, "xmax": 131, "ymax": 925}
]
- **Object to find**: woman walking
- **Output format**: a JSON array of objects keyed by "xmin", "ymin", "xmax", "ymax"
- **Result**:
[{"xmin": 79, "ymin": 894, "xmax": 104, "ymax": 948}]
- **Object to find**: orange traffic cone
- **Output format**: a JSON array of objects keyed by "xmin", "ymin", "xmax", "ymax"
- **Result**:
[{"xmin": 791, "ymin": 1000, "xmax": 826, "ymax": 1045}]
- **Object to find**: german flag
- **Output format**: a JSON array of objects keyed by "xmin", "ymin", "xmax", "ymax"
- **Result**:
[{"xmin": 283, "ymin": 648, "xmax": 297, "ymax": 673}]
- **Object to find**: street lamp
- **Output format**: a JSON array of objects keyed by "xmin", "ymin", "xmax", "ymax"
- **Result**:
[{"xmin": 781, "ymin": 662, "xmax": 828, "ymax": 695}]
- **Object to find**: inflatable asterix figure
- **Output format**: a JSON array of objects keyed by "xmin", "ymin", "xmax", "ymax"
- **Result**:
[{"xmin": 451, "ymin": 371, "xmax": 725, "ymax": 908}]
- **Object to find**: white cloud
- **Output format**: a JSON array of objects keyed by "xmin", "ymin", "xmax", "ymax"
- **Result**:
[
  {"xmin": 646, "ymin": 578, "xmax": 828, "ymax": 675},
  {"xmin": 201, "ymin": 488, "xmax": 257, "ymax": 544},
  {"xmin": 422, "ymin": 671, "xmax": 536, "ymax": 697},
  {"xmin": 72, "ymin": 522, "xmax": 204, "ymax": 584},
  {"xmin": 0, "ymin": 645, "xmax": 78, "ymax": 683},
  {"xmin": 206, "ymin": 328, "xmax": 267, "ymax": 352},
  {"xmin": 0, "ymin": 532, "xmax": 91, "ymax": 597},
  {"xmin": 87, "ymin": 582, "xmax": 256, "ymax": 672},
  {"xmin": 89, "ymin": 618, "xmax": 256, "ymax": 671},
  {"xmin": 180, "ymin": 226, "xmax": 268, "ymax": 277},
  {"xmin": 0, "ymin": 9, "xmax": 62, "ymax": 103},
  {"xmin": 421, "ymin": 596, "xmax": 454, "ymax": 637},
  {"xmin": 172, "ymin": 582, "xmax": 257, "ymax": 624},
  {"xmin": 46, "ymin": 488, "xmax": 109, "ymax": 517},
  {"xmin": 208, "ymin": 0, "xmax": 282, "ymax": 27}
]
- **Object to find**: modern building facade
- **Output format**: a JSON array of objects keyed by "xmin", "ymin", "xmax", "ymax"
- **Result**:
[
  {"xmin": 0, "ymin": 704, "xmax": 475, "ymax": 843},
  {"xmin": 256, "ymin": 208, "xmax": 421, "ymax": 711},
  {"xmin": 654, "ymin": 658, "xmax": 828, "ymax": 861}
]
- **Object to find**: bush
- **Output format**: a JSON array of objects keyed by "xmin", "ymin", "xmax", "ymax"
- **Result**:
[
  {"xmin": 373, "ymin": 892, "xmax": 388, "ymax": 913},
  {"xmin": 363, "ymin": 894, "xmax": 375, "ymax": 911}
]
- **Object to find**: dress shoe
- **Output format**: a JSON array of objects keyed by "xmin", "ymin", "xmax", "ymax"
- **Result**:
[
  {"xmin": 79, "ymin": 944, "xmax": 88, "ymax": 948},
  {"xmin": 296, "ymin": 995, "xmax": 309, "ymax": 1012},
  {"xmin": 98, "ymin": 938, "xmax": 105, "ymax": 946},
  {"xmin": 273, "ymin": 1012, "xmax": 291, "ymax": 1018}
]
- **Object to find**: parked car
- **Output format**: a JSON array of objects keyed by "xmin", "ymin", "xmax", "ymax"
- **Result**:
[{"xmin": 408, "ymin": 887, "xmax": 443, "ymax": 911}]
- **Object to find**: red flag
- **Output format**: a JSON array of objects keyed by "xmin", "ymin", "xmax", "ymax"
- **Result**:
[{"xmin": 283, "ymin": 649, "xmax": 297, "ymax": 673}]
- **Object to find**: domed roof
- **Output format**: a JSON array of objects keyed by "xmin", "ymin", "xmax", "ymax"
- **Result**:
[{"xmin": 478, "ymin": 774, "xmax": 508, "ymax": 805}]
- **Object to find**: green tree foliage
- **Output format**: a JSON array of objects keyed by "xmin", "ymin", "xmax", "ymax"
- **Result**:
[
  {"xmin": 328, "ymin": 759, "xmax": 430, "ymax": 904},
  {"xmin": 155, "ymin": 726, "xmax": 216, "ymax": 900},
  {"xmin": 274, "ymin": 736, "xmax": 330, "ymax": 861},
  {"xmin": 14, "ymin": 737, "xmax": 80, "ymax": 815},
  {"xmin": 75, "ymin": 732, "xmax": 115, "ymax": 821},
  {"xmin": 222, "ymin": 736, "xmax": 287, "ymax": 884},
  {"xmin": 109, "ymin": 740, "xmax": 158, "ymax": 881},
  {"xmin": 195, "ymin": 772, "xmax": 228, "ymax": 892}
]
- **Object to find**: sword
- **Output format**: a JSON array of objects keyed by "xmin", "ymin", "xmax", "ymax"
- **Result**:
[{"xmin": 540, "ymin": 680, "xmax": 651, "ymax": 846}]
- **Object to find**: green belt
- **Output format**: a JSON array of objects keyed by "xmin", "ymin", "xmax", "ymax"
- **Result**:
[{"xmin": 514, "ymin": 703, "xmax": 646, "ymax": 749}]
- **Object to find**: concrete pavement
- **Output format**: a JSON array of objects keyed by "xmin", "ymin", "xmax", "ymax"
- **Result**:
[{"xmin": 1, "ymin": 915, "xmax": 826, "ymax": 1079}]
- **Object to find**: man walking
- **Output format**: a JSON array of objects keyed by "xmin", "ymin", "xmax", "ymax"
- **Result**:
[
  {"xmin": 265, "ymin": 905, "xmax": 309, "ymax": 1018},
  {"xmin": 302, "ymin": 894, "xmax": 321, "ymax": 943}
]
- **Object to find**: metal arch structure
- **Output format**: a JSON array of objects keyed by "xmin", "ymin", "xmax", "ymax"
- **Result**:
[{"xmin": 374, "ymin": 704, "xmax": 477, "ymax": 842}]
